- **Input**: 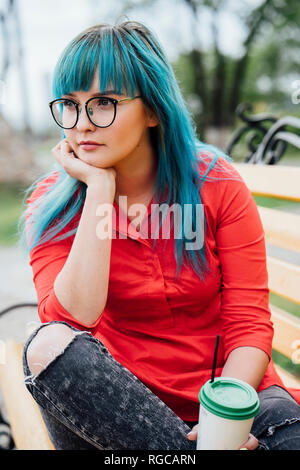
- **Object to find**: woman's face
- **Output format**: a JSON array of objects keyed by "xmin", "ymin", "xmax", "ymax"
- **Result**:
[{"xmin": 62, "ymin": 73, "xmax": 158, "ymax": 168}]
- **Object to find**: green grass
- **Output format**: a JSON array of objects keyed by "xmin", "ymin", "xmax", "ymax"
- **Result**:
[{"xmin": 0, "ymin": 183, "xmax": 28, "ymax": 245}]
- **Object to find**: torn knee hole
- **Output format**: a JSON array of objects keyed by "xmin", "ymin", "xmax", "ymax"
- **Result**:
[{"xmin": 26, "ymin": 323, "xmax": 77, "ymax": 377}]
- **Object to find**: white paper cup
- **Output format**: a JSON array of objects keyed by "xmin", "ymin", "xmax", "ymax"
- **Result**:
[{"xmin": 196, "ymin": 377, "xmax": 260, "ymax": 450}]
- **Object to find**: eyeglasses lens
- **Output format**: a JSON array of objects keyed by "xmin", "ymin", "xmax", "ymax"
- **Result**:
[{"xmin": 51, "ymin": 97, "xmax": 115, "ymax": 128}]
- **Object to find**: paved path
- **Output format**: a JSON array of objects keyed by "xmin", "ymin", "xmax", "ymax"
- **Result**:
[
  {"xmin": 0, "ymin": 245, "xmax": 39, "ymax": 343},
  {"xmin": 0, "ymin": 244, "xmax": 39, "ymax": 431}
]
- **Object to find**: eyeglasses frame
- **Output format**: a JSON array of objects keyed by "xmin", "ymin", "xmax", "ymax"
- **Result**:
[{"xmin": 48, "ymin": 95, "xmax": 142, "ymax": 129}]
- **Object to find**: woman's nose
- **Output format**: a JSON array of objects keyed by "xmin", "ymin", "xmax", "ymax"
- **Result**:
[{"xmin": 76, "ymin": 106, "xmax": 96, "ymax": 131}]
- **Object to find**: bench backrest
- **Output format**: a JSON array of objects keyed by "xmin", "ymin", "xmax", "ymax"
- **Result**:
[{"xmin": 233, "ymin": 163, "xmax": 300, "ymax": 380}]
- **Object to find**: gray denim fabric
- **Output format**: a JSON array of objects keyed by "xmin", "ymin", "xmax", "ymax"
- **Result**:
[
  {"xmin": 22, "ymin": 321, "xmax": 300, "ymax": 450},
  {"xmin": 250, "ymin": 385, "xmax": 300, "ymax": 450},
  {"xmin": 22, "ymin": 320, "xmax": 196, "ymax": 450}
]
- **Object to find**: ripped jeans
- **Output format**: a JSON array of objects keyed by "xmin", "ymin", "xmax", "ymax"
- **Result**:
[{"xmin": 22, "ymin": 321, "xmax": 300, "ymax": 450}]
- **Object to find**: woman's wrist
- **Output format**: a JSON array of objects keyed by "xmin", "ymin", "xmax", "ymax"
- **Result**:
[
  {"xmin": 221, "ymin": 346, "xmax": 269, "ymax": 390},
  {"xmin": 86, "ymin": 179, "xmax": 115, "ymax": 202}
]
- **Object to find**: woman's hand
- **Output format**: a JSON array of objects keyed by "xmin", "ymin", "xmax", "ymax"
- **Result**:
[
  {"xmin": 52, "ymin": 139, "xmax": 116, "ymax": 190},
  {"xmin": 186, "ymin": 424, "xmax": 259, "ymax": 450}
]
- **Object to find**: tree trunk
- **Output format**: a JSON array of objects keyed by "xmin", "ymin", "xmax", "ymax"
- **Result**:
[
  {"xmin": 189, "ymin": 48, "xmax": 207, "ymax": 136},
  {"xmin": 227, "ymin": 52, "xmax": 250, "ymax": 125},
  {"xmin": 227, "ymin": 0, "xmax": 273, "ymax": 124},
  {"xmin": 211, "ymin": 50, "xmax": 226, "ymax": 127}
]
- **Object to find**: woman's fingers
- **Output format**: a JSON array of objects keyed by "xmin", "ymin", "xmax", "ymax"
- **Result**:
[
  {"xmin": 51, "ymin": 139, "xmax": 84, "ymax": 179},
  {"xmin": 62, "ymin": 140, "xmax": 76, "ymax": 156},
  {"xmin": 51, "ymin": 139, "xmax": 116, "ymax": 187},
  {"xmin": 52, "ymin": 139, "xmax": 75, "ymax": 159},
  {"xmin": 239, "ymin": 433, "xmax": 259, "ymax": 450},
  {"xmin": 186, "ymin": 426, "xmax": 259, "ymax": 451},
  {"xmin": 186, "ymin": 424, "xmax": 198, "ymax": 440}
]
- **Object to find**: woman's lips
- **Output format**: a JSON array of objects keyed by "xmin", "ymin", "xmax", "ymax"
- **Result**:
[{"xmin": 79, "ymin": 143, "xmax": 104, "ymax": 151}]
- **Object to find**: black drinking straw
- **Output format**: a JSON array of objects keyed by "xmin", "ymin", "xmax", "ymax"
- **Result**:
[{"xmin": 210, "ymin": 334, "xmax": 220, "ymax": 383}]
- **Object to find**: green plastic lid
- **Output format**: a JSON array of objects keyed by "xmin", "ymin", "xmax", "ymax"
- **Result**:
[{"xmin": 199, "ymin": 377, "xmax": 260, "ymax": 421}]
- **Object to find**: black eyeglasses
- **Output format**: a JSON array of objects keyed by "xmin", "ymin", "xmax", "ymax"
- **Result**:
[{"xmin": 49, "ymin": 95, "xmax": 142, "ymax": 129}]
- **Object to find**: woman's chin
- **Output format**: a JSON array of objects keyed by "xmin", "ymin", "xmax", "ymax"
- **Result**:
[{"xmin": 78, "ymin": 151, "xmax": 114, "ymax": 168}]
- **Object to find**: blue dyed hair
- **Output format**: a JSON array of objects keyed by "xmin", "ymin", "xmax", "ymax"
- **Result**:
[{"xmin": 18, "ymin": 19, "xmax": 238, "ymax": 281}]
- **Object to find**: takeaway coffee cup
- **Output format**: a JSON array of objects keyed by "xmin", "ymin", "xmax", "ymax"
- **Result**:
[{"xmin": 197, "ymin": 377, "xmax": 260, "ymax": 450}]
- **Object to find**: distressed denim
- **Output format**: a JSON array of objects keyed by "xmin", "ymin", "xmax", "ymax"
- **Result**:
[
  {"xmin": 22, "ymin": 321, "xmax": 300, "ymax": 450},
  {"xmin": 250, "ymin": 385, "xmax": 300, "ymax": 450}
]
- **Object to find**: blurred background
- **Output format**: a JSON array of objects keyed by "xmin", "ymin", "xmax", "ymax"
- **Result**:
[{"xmin": 0, "ymin": 0, "xmax": 300, "ymax": 340}]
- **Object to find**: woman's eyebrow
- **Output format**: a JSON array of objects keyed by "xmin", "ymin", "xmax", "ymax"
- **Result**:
[{"xmin": 63, "ymin": 90, "xmax": 122, "ymax": 97}]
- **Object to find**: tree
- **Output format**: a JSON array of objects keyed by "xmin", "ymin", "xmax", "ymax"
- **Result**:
[
  {"xmin": 0, "ymin": 0, "xmax": 14, "ymax": 92},
  {"xmin": 181, "ymin": 0, "xmax": 300, "ymax": 134},
  {"xmin": 0, "ymin": 0, "xmax": 31, "ymax": 134},
  {"xmin": 120, "ymin": 0, "xmax": 300, "ymax": 137}
]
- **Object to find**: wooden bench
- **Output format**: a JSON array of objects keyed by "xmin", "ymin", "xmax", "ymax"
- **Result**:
[
  {"xmin": 233, "ymin": 163, "xmax": 300, "ymax": 391},
  {"xmin": 0, "ymin": 338, "xmax": 54, "ymax": 450},
  {"xmin": 0, "ymin": 164, "xmax": 300, "ymax": 450}
]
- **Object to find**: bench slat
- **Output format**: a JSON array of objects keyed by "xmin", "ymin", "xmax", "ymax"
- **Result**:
[
  {"xmin": 0, "ymin": 340, "xmax": 54, "ymax": 450},
  {"xmin": 270, "ymin": 304, "xmax": 300, "ymax": 360},
  {"xmin": 258, "ymin": 206, "xmax": 300, "ymax": 253},
  {"xmin": 274, "ymin": 365, "xmax": 300, "ymax": 389},
  {"xmin": 267, "ymin": 256, "xmax": 300, "ymax": 305},
  {"xmin": 233, "ymin": 163, "xmax": 300, "ymax": 201}
]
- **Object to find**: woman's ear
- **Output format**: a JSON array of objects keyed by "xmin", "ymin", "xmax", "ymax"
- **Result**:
[{"xmin": 145, "ymin": 106, "xmax": 159, "ymax": 128}]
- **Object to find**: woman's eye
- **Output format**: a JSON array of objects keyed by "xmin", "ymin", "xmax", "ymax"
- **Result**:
[
  {"xmin": 64, "ymin": 100, "xmax": 75, "ymax": 108},
  {"xmin": 96, "ymin": 97, "xmax": 113, "ymax": 108},
  {"xmin": 98, "ymin": 98, "xmax": 111, "ymax": 106}
]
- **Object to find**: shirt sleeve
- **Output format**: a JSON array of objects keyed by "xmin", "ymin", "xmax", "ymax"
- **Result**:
[
  {"xmin": 215, "ymin": 169, "xmax": 274, "ymax": 362},
  {"xmin": 26, "ymin": 177, "xmax": 102, "ymax": 331}
]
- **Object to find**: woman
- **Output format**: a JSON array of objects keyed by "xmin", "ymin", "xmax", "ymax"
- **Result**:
[{"xmin": 19, "ymin": 19, "xmax": 300, "ymax": 450}]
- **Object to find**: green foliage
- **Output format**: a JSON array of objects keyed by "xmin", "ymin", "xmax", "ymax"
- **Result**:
[
  {"xmin": 0, "ymin": 183, "xmax": 27, "ymax": 245},
  {"xmin": 173, "ymin": 54, "xmax": 196, "ymax": 96},
  {"xmin": 170, "ymin": 0, "xmax": 300, "ymax": 135}
]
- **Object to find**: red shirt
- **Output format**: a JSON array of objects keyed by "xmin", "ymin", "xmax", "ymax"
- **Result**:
[{"xmin": 26, "ymin": 155, "xmax": 299, "ymax": 421}]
